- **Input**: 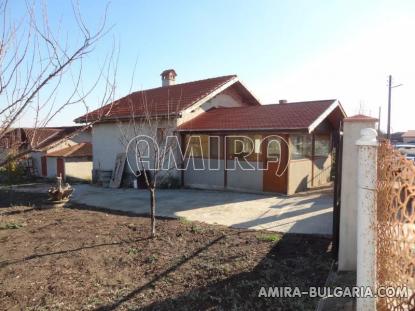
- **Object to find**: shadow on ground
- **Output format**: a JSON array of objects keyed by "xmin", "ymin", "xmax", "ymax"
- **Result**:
[
  {"xmin": 0, "ymin": 190, "xmax": 48, "ymax": 210},
  {"xmin": 95, "ymin": 234, "xmax": 332, "ymax": 311}
]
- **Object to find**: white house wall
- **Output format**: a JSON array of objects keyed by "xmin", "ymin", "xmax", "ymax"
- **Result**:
[
  {"xmin": 65, "ymin": 158, "xmax": 92, "ymax": 180},
  {"xmin": 92, "ymin": 123, "xmax": 125, "ymax": 171},
  {"xmin": 92, "ymin": 120, "xmax": 180, "ymax": 180}
]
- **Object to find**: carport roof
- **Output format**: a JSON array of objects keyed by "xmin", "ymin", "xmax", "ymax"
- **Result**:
[
  {"xmin": 177, "ymin": 99, "xmax": 346, "ymax": 133},
  {"xmin": 47, "ymin": 142, "xmax": 92, "ymax": 158}
]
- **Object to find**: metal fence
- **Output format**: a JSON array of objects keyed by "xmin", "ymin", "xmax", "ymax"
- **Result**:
[{"xmin": 377, "ymin": 141, "xmax": 415, "ymax": 310}]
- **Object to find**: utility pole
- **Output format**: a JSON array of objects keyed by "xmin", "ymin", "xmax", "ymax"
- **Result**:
[
  {"xmin": 387, "ymin": 75, "xmax": 392, "ymax": 139},
  {"xmin": 386, "ymin": 75, "xmax": 403, "ymax": 140},
  {"xmin": 378, "ymin": 106, "xmax": 381, "ymax": 134}
]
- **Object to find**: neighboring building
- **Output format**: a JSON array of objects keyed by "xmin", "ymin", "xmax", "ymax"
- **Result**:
[
  {"xmin": 390, "ymin": 131, "xmax": 404, "ymax": 144},
  {"xmin": 46, "ymin": 143, "xmax": 92, "ymax": 180},
  {"xmin": 75, "ymin": 70, "xmax": 346, "ymax": 194},
  {"xmin": 0, "ymin": 126, "xmax": 92, "ymax": 180},
  {"xmin": 402, "ymin": 130, "xmax": 415, "ymax": 143}
]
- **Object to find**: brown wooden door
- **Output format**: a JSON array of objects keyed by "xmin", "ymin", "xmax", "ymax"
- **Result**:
[
  {"xmin": 57, "ymin": 157, "xmax": 65, "ymax": 179},
  {"xmin": 263, "ymin": 135, "xmax": 288, "ymax": 194},
  {"xmin": 41, "ymin": 156, "xmax": 47, "ymax": 176}
]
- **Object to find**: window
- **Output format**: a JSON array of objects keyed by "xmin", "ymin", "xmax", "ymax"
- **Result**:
[
  {"xmin": 314, "ymin": 136, "xmax": 331, "ymax": 157},
  {"xmin": 227, "ymin": 136, "xmax": 251, "ymax": 158},
  {"xmin": 226, "ymin": 135, "xmax": 262, "ymax": 161},
  {"xmin": 185, "ymin": 135, "xmax": 209, "ymax": 158},
  {"xmin": 290, "ymin": 135, "xmax": 311, "ymax": 160},
  {"xmin": 254, "ymin": 135, "xmax": 262, "ymax": 154},
  {"xmin": 209, "ymin": 136, "xmax": 220, "ymax": 159},
  {"xmin": 267, "ymin": 138, "xmax": 281, "ymax": 161}
]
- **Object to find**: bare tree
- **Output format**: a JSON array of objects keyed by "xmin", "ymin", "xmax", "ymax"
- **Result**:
[
  {"xmin": 118, "ymin": 95, "xmax": 182, "ymax": 238},
  {"xmin": 0, "ymin": 0, "xmax": 118, "ymax": 166}
]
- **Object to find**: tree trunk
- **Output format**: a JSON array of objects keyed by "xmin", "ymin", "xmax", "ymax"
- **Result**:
[{"xmin": 150, "ymin": 187, "xmax": 156, "ymax": 237}]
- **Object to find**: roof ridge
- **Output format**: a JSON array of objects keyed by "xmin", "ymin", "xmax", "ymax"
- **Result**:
[
  {"xmin": 205, "ymin": 99, "xmax": 337, "ymax": 110},
  {"xmin": 267, "ymin": 99, "xmax": 337, "ymax": 106},
  {"xmin": 128, "ymin": 74, "xmax": 237, "ymax": 96}
]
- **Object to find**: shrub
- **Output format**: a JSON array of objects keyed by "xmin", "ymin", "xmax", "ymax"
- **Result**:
[
  {"xmin": 158, "ymin": 176, "xmax": 181, "ymax": 189},
  {"xmin": 0, "ymin": 155, "xmax": 26, "ymax": 184}
]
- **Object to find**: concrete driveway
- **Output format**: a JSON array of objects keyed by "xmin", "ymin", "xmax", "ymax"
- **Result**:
[
  {"xmin": 75, "ymin": 185, "xmax": 334, "ymax": 235},
  {"xmin": 10, "ymin": 184, "xmax": 333, "ymax": 235}
]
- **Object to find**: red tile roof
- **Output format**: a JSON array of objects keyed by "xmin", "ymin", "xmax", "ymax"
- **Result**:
[
  {"xmin": 177, "ymin": 100, "xmax": 343, "ymax": 131},
  {"xmin": 47, "ymin": 142, "xmax": 92, "ymax": 158},
  {"xmin": 24, "ymin": 127, "xmax": 83, "ymax": 149},
  {"xmin": 344, "ymin": 114, "xmax": 378, "ymax": 122},
  {"xmin": 75, "ymin": 75, "xmax": 240, "ymax": 123},
  {"xmin": 2, "ymin": 127, "xmax": 83, "ymax": 150},
  {"xmin": 402, "ymin": 130, "xmax": 415, "ymax": 138}
]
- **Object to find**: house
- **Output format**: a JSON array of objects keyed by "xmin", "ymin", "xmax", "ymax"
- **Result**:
[
  {"xmin": 402, "ymin": 130, "xmax": 415, "ymax": 144},
  {"xmin": 75, "ymin": 70, "xmax": 346, "ymax": 194},
  {"xmin": 0, "ymin": 126, "xmax": 92, "ymax": 180}
]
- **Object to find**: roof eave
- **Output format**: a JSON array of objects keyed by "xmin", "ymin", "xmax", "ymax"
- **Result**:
[
  {"xmin": 181, "ymin": 77, "xmax": 240, "ymax": 115},
  {"xmin": 75, "ymin": 112, "xmax": 181, "ymax": 124},
  {"xmin": 176, "ymin": 127, "xmax": 309, "ymax": 132},
  {"xmin": 307, "ymin": 99, "xmax": 346, "ymax": 133},
  {"xmin": 233, "ymin": 79, "xmax": 262, "ymax": 106}
]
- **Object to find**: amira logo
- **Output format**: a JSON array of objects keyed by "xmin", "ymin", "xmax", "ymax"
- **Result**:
[{"xmin": 125, "ymin": 134, "xmax": 291, "ymax": 176}]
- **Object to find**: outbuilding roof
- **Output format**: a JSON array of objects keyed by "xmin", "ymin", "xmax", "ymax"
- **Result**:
[
  {"xmin": 344, "ymin": 114, "xmax": 378, "ymax": 122},
  {"xmin": 1, "ymin": 126, "xmax": 84, "ymax": 150},
  {"xmin": 74, "ymin": 75, "xmax": 260, "ymax": 123},
  {"xmin": 47, "ymin": 142, "xmax": 92, "ymax": 158},
  {"xmin": 177, "ymin": 99, "xmax": 345, "ymax": 132}
]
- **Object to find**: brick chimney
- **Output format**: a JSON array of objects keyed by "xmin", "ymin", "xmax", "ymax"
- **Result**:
[{"xmin": 161, "ymin": 69, "xmax": 177, "ymax": 87}]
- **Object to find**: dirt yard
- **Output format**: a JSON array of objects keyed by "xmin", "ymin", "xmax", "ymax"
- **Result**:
[{"xmin": 0, "ymin": 190, "xmax": 333, "ymax": 310}]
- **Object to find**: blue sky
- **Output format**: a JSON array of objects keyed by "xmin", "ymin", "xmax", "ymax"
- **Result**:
[{"xmin": 11, "ymin": 0, "xmax": 415, "ymax": 131}]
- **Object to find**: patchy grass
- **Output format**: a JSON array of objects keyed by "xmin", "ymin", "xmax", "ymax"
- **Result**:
[
  {"xmin": 0, "ymin": 222, "xmax": 23, "ymax": 230},
  {"xmin": 177, "ymin": 216, "xmax": 191, "ymax": 225},
  {"xmin": 256, "ymin": 233, "xmax": 281, "ymax": 242},
  {"xmin": 127, "ymin": 247, "xmax": 141, "ymax": 255},
  {"xmin": 146, "ymin": 254, "xmax": 158, "ymax": 264},
  {"xmin": 190, "ymin": 224, "xmax": 205, "ymax": 234},
  {"xmin": 0, "ymin": 190, "xmax": 333, "ymax": 310}
]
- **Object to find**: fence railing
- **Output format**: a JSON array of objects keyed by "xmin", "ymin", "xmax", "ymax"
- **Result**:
[{"xmin": 377, "ymin": 141, "xmax": 415, "ymax": 310}]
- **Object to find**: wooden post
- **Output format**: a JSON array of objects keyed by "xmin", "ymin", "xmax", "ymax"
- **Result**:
[{"xmin": 223, "ymin": 135, "xmax": 227, "ymax": 188}]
